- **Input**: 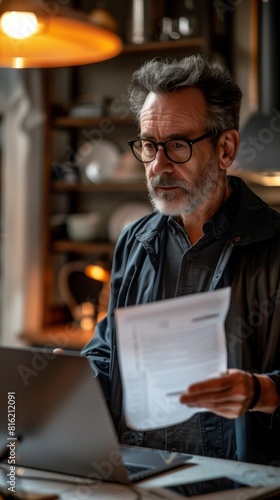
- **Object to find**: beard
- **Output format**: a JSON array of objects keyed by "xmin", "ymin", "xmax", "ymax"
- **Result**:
[{"xmin": 146, "ymin": 154, "xmax": 221, "ymax": 216}]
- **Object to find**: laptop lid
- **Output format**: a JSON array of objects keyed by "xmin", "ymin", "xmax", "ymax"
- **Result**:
[{"xmin": 0, "ymin": 347, "xmax": 190, "ymax": 483}]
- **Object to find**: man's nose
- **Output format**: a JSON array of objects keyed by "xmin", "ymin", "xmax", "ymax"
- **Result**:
[{"xmin": 151, "ymin": 146, "xmax": 174, "ymax": 175}]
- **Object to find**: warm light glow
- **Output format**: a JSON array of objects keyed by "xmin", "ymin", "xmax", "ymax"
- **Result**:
[
  {"xmin": 74, "ymin": 301, "xmax": 95, "ymax": 319},
  {"xmin": 255, "ymin": 174, "xmax": 280, "ymax": 187},
  {"xmin": 80, "ymin": 316, "xmax": 95, "ymax": 331},
  {"xmin": 1, "ymin": 11, "xmax": 38, "ymax": 39},
  {"xmin": 80, "ymin": 302, "xmax": 95, "ymax": 316},
  {"xmin": 231, "ymin": 169, "xmax": 280, "ymax": 187},
  {"xmin": 0, "ymin": 2, "xmax": 122, "ymax": 68},
  {"xmin": 85, "ymin": 264, "xmax": 111, "ymax": 283},
  {"xmin": 14, "ymin": 56, "xmax": 24, "ymax": 68}
]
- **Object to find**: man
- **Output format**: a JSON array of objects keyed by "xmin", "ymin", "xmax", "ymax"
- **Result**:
[{"xmin": 82, "ymin": 55, "xmax": 280, "ymax": 465}]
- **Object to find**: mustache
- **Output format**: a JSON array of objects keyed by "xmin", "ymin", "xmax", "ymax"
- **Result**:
[{"xmin": 148, "ymin": 176, "xmax": 188, "ymax": 189}]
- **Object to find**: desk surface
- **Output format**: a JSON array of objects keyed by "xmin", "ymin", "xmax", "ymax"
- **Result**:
[{"xmin": 1, "ymin": 454, "xmax": 280, "ymax": 500}]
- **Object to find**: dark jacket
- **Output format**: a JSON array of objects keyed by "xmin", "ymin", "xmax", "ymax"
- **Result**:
[{"xmin": 82, "ymin": 176, "xmax": 280, "ymax": 465}]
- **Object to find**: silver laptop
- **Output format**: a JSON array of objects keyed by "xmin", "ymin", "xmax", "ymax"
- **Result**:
[{"xmin": 0, "ymin": 346, "xmax": 192, "ymax": 483}]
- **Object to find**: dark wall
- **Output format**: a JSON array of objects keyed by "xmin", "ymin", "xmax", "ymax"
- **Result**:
[{"xmin": 259, "ymin": 0, "xmax": 280, "ymax": 112}]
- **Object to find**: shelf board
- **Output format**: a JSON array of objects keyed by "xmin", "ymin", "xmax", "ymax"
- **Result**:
[
  {"xmin": 52, "ymin": 239, "xmax": 114, "ymax": 255},
  {"xmin": 122, "ymin": 37, "xmax": 205, "ymax": 54},
  {"xmin": 52, "ymin": 38, "xmax": 205, "ymax": 129},
  {"xmin": 51, "ymin": 180, "xmax": 146, "ymax": 192},
  {"xmin": 53, "ymin": 115, "xmax": 135, "ymax": 129}
]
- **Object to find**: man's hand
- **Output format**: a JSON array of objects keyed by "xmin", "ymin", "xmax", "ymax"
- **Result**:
[{"xmin": 180, "ymin": 369, "xmax": 280, "ymax": 418}]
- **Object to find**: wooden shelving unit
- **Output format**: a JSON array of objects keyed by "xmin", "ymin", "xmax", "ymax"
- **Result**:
[
  {"xmin": 53, "ymin": 116, "xmax": 135, "ymax": 129},
  {"xmin": 121, "ymin": 37, "xmax": 205, "ymax": 54},
  {"xmin": 51, "ymin": 180, "xmax": 146, "ymax": 193},
  {"xmin": 52, "ymin": 240, "xmax": 114, "ymax": 255}
]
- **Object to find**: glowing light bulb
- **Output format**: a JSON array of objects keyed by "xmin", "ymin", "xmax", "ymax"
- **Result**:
[
  {"xmin": 85, "ymin": 264, "xmax": 111, "ymax": 283},
  {"xmin": 1, "ymin": 11, "xmax": 38, "ymax": 39}
]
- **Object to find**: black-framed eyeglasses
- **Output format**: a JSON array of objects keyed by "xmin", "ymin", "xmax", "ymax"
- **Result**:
[{"xmin": 128, "ymin": 132, "xmax": 213, "ymax": 164}]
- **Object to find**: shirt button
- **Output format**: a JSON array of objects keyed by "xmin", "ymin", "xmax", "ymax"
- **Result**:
[
  {"xmin": 234, "ymin": 236, "xmax": 241, "ymax": 242},
  {"xmin": 186, "ymin": 253, "xmax": 192, "ymax": 261}
]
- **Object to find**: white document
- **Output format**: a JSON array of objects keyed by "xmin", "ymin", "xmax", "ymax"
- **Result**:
[{"xmin": 115, "ymin": 287, "xmax": 231, "ymax": 431}]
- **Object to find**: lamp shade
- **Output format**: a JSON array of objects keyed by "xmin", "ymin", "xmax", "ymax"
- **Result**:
[
  {"xmin": 0, "ymin": 0, "xmax": 123, "ymax": 68},
  {"xmin": 232, "ymin": 112, "xmax": 280, "ymax": 186}
]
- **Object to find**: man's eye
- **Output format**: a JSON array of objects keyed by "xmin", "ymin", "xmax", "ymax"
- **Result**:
[
  {"xmin": 169, "ymin": 141, "xmax": 186, "ymax": 149},
  {"xmin": 143, "ymin": 141, "xmax": 155, "ymax": 150}
]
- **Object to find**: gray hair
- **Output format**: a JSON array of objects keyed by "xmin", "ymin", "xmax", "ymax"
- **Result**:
[{"xmin": 127, "ymin": 54, "xmax": 242, "ymax": 135}]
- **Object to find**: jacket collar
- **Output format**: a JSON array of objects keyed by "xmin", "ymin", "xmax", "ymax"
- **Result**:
[
  {"xmin": 227, "ymin": 175, "xmax": 275, "ymax": 245},
  {"xmin": 136, "ymin": 176, "xmax": 277, "ymax": 247}
]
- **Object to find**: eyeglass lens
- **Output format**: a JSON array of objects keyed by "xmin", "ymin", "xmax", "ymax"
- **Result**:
[{"xmin": 132, "ymin": 139, "xmax": 192, "ymax": 163}]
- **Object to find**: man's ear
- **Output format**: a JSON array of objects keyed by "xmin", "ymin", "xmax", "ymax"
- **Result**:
[{"xmin": 217, "ymin": 130, "xmax": 240, "ymax": 171}]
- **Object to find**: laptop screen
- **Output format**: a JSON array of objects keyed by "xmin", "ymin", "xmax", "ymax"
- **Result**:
[{"xmin": 0, "ymin": 346, "xmax": 128, "ymax": 481}]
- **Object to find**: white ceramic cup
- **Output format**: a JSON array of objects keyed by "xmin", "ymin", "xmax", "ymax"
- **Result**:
[{"xmin": 66, "ymin": 212, "xmax": 103, "ymax": 241}]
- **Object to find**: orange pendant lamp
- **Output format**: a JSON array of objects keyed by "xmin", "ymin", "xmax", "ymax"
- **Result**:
[{"xmin": 0, "ymin": 0, "xmax": 123, "ymax": 68}]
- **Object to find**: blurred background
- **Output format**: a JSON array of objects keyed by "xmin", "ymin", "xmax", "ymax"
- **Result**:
[{"xmin": 0, "ymin": 0, "xmax": 279, "ymax": 350}]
